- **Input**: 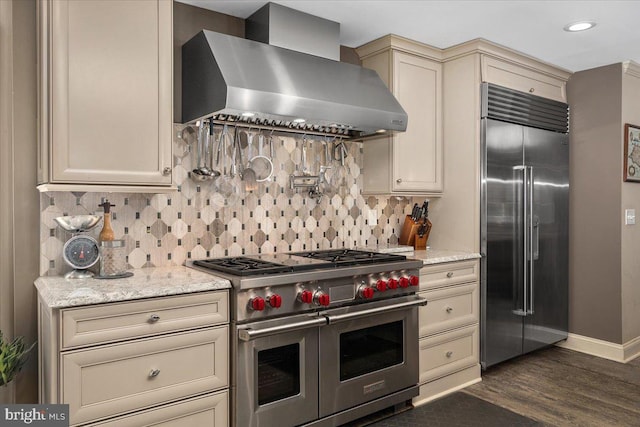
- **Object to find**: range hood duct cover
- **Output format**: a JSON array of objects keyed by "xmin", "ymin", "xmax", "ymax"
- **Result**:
[
  {"xmin": 181, "ymin": 30, "xmax": 408, "ymax": 139},
  {"xmin": 245, "ymin": 3, "xmax": 340, "ymax": 61}
]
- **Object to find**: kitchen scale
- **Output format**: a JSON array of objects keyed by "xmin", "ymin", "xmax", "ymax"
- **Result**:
[{"xmin": 54, "ymin": 215, "xmax": 102, "ymax": 279}]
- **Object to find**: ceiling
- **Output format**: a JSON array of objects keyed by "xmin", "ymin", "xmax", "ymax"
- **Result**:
[{"xmin": 177, "ymin": 0, "xmax": 640, "ymax": 72}]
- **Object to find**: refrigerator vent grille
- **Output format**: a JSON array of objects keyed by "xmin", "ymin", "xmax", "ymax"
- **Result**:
[{"xmin": 482, "ymin": 83, "xmax": 569, "ymax": 133}]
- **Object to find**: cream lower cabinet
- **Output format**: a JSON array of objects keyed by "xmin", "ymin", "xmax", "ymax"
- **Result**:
[
  {"xmin": 414, "ymin": 260, "xmax": 481, "ymax": 405},
  {"xmin": 38, "ymin": 291, "xmax": 229, "ymax": 427},
  {"xmin": 37, "ymin": 0, "xmax": 174, "ymax": 192},
  {"xmin": 357, "ymin": 35, "xmax": 443, "ymax": 195}
]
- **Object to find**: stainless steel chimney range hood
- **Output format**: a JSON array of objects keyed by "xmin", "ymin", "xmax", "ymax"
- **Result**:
[{"xmin": 181, "ymin": 3, "xmax": 407, "ymax": 141}]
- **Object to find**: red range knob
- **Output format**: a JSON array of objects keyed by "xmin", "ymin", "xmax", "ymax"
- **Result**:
[
  {"xmin": 409, "ymin": 275, "xmax": 419, "ymax": 287},
  {"xmin": 315, "ymin": 292, "xmax": 330, "ymax": 307},
  {"xmin": 388, "ymin": 278, "xmax": 399, "ymax": 289},
  {"xmin": 250, "ymin": 297, "xmax": 265, "ymax": 311},
  {"xmin": 399, "ymin": 277, "xmax": 410, "ymax": 288},
  {"xmin": 376, "ymin": 279, "xmax": 388, "ymax": 292},
  {"xmin": 359, "ymin": 286, "xmax": 375, "ymax": 299},
  {"xmin": 268, "ymin": 294, "xmax": 282, "ymax": 308},
  {"xmin": 299, "ymin": 290, "xmax": 313, "ymax": 304}
]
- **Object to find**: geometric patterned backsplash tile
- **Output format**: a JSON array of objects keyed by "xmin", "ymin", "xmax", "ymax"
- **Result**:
[{"xmin": 39, "ymin": 124, "xmax": 414, "ymax": 276}]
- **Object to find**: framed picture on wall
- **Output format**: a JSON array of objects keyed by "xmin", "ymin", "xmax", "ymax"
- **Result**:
[{"xmin": 624, "ymin": 123, "xmax": 640, "ymax": 182}]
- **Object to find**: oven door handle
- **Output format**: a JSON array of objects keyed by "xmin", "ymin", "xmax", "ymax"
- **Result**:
[
  {"xmin": 324, "ymin": 297, "xmax": 428, "ymax": 324},
  {"xmin": 237, "ymin": 317, "xmax": 327, "ymax": 342}
]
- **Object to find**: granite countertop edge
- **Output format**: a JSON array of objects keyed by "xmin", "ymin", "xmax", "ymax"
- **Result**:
[
  {"xmin": 411, "ymin": 249, "xmax": 482, "ymax": 265},
  {"xmin": 358, "ymin": 244, "xmax": 481, "ymax": 266},
  {"xmin": 35, "ymin": 266, "xmax": 231, "ymax": 309}
]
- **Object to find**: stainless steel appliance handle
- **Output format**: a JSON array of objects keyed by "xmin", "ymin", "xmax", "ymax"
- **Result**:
[
  {"xmin": 324, "ymin": 297, "xmax": 427, "ymax": 324},
  {"xmin": 528, "ymin": 166, "xmax": 535, "ymax": 315},
  {"xmin": 522, "ymin": 166, "xmax": 529, "ymax": 316},
  {"xmin": 237, "ymin": 317, "xmax": 327, "ymax": 342},
  {"xmin": 533, "ymin": 216, "xmax": 540, "ymax": 261}
]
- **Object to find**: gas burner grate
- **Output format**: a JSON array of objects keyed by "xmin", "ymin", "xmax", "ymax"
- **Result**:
[
  {"xmin": 193, "ymin": 257, "xmax": 293, "ymax": 276},
  {"xmin": 290, "ymin": 249, "xmax": 407, "ymax": 266}
]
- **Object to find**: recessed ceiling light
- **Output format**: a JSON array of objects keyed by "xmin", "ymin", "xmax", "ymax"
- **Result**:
[
  {"xmin": 564, "ymin": 21, "xmax": 596, "ymax": 32},
  {"xmin": 241, "ymin": 112, "xmax": 255, "ymax": 117},
  {"xmin": 293, "ymin": 118, "xmax": 306, "ymax": 124}
]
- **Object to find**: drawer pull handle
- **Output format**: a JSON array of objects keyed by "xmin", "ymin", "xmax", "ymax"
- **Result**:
[
  {"xmin": 446, "ymin": 272, "xmax": 454, "ymax": 278},
  {"xmin": 446, "ymin": 351, "xmax": 453, "ymax": 358},
  {"xmin": 529, "ymin": 88, "xmax": 535, "ymax": 93},
  {"xmin": 149, "ymin": 369, "xmax": 161, "ymax": 378},
  {"xmin": 396, "ymin": 178, "xmax": 402, "ymax": 184},
  {"xmin": 446, "ymin": 306, "xmax": 453, "ymax": 313},
  {"xmin": 149, "ymin": 314, "xmax": 161, "ymax": 323}
]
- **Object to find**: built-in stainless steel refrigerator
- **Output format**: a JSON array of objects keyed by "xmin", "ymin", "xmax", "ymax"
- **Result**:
[{"xmin": 480, "ymin": 83, "xmax": 569, "ymax": 369}]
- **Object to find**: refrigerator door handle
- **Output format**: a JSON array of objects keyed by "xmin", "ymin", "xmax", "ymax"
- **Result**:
[
  {"xmin": 533, "ymin": 216, "xmax": 540, "ymax": 261},
  {"xmin": 512, "ymin": 165, "xmax": 528, "ymax": 317},
  {"xmin": 528, "ymin": 166, "xmax": 535, "ymax": 315}
]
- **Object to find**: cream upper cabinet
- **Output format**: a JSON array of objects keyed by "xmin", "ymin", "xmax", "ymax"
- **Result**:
[
  {"xmin": 481, "ymin": 55, "xmax": 567, "ymax": 103},
  {"xmin": 357, "ymin": 36, "xmax": 443, "ymax": 195},
  {"xmin": 38, "ymin": 0, "xmax": 173, "ymax": 191}
]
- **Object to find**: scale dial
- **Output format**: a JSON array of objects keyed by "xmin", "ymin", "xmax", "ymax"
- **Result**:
[{"xmin": 63, "ymin": 235, "xmax": 100, "ymax": 270}]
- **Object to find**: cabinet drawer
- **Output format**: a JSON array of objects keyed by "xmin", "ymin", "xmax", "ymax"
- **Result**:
[
  {"xmin": 63, "ymin": 326, "xmax": 228, "ymax": 426},
  {"xmin": 481, "ymin": 56, "xmax": 567, "ymax": 102},
  {"xmin": 91, "ymin": 390, "xmax": 228, "ymax": 427},
  {"xmin": 419, "ymin": 283, "xmax": 478, "ymax": 337},
  {"xmin": 61, "ymin": 291, "xmax": 228, "ymax": 349},
  {"xmin": 420, "ymin": 260, "xmax": 478, "ymax": 290},
  {"xmin": 419, "ymin": 325, "xmax": 478, "ymax": 383}
]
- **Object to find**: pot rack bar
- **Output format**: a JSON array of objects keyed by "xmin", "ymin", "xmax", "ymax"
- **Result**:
[{"xmin": 186, "ymin": 113, "xmax": 389, "ymax": 141}]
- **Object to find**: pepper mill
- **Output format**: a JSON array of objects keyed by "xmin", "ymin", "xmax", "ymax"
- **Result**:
[{"xmin": 98, "ymin": 199, "xmax": 116, "ymax": 242}]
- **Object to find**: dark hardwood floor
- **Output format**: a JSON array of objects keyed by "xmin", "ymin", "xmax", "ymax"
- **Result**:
[{"xmin": 464, "ymin": 347, "xmax": 640, "ymax": 427}]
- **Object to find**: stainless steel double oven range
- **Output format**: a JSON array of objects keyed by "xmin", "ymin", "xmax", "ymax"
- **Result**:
[{"xmin": 190, "ymin": 249, "xmax": 425, "ymax": 427}]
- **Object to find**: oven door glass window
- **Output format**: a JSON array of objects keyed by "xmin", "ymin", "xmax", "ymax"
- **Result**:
[
  {"xmin": 258, "ymin": 343, "xmax": 300, "ymax": 405},
  {"xmin": 339, "ymin": 320, "xmax": 403, "ymax": 381}
]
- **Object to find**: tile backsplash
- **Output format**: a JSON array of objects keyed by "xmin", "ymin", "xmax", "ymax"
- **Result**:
[{"xmin": 39, "ymin": 125, "xmax": 413, "ymax": 276}]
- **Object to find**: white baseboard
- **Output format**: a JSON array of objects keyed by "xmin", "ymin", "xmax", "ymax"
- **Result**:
[
  {"xmin": 623, "ymin": 335, "xmax": 640, "ymax": 363},
  {"xmin": 556, "ymin": 333, "xmax": 640, "ymax": 363}
]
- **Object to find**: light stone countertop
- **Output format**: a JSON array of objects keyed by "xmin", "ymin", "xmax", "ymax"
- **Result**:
[
  {"xmin": 411, "ymin": 249, "xmax": 482, "ymax": 265},
  {"xmin": 358, "ymin": 244, "xmax": 480, "ymax": 265},
  {"xmin": 35, "ymin": 266, "xmax": 231, "ymax": 309},
  {"xmin": 357, "ymin": 243, "xmax": 415, "ymax": 255}
]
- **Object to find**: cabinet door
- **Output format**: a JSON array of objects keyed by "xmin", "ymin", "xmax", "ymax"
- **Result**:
[
  {"xmin": 481, "ymin": 56, "xmax": 567, "ymax": 103},
  {"xmin": 49, "ymin": 0, "xmax": 172, "ymax": 185},
  {"xmin": 418, "ymin": 283, "xmax": 478, "ymax": 337},
  {"xmin": 418, "ymin": 325, "xmax": 478, "ymax": 383},
  {"xmin": 91, "ymin": 391, "xmax": 228, "ymax": 427},
  {"xmin": 392, "ymin": 51, "xmax": 443, "ymax": 193},
  {"xmin": 62, "ymin": 327, "xmax": 228, "ymax": 426},
  {"xmin": 61, "ymin": 291, "xmax": 229, "ymax": 349}
]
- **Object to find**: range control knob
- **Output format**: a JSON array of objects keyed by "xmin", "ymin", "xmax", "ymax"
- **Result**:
[
  {"xmin": 388, "ymin": 278, "xmax": 399, "ymax": 289},
  {"xmin": 268, "ymin": 294, "xmax": 282, "ymax": 308},
  {"xmin": 298, "ymin": 290, "xmax": 313, "ymax": 304},
  {"xmin": 376, "ymin": 279, "xmax": 388, "ymax": 292},
  {"xmin": 358, "ymin": 286, "xmax": 375, "ymax": 299},
  {"xmin": 314, "ymin": 291, "xmax": 330, "ymax": 307},
  {"xmin": 409, "ymin": 275, "xmax": 420, "ymax": 287},
  {"xmin": 249, "ymin": 297, "xmax": 265, "ymax": 311},
  {"xmin": 399, "ymin": 277, "xmax": 410, "ymax": 288}
]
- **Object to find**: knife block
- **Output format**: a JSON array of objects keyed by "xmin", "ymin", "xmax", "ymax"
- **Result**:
[
  {"xmin": 399, "ymin": 215, "xmax": 432, "ymax": 249},
  {"xmin": 399, "ymin": 215, "xmax": 417, "ymax": 246},
  {"xmin": 414, "ymin": 219, "xmax": 432, "ymax": 250}
]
